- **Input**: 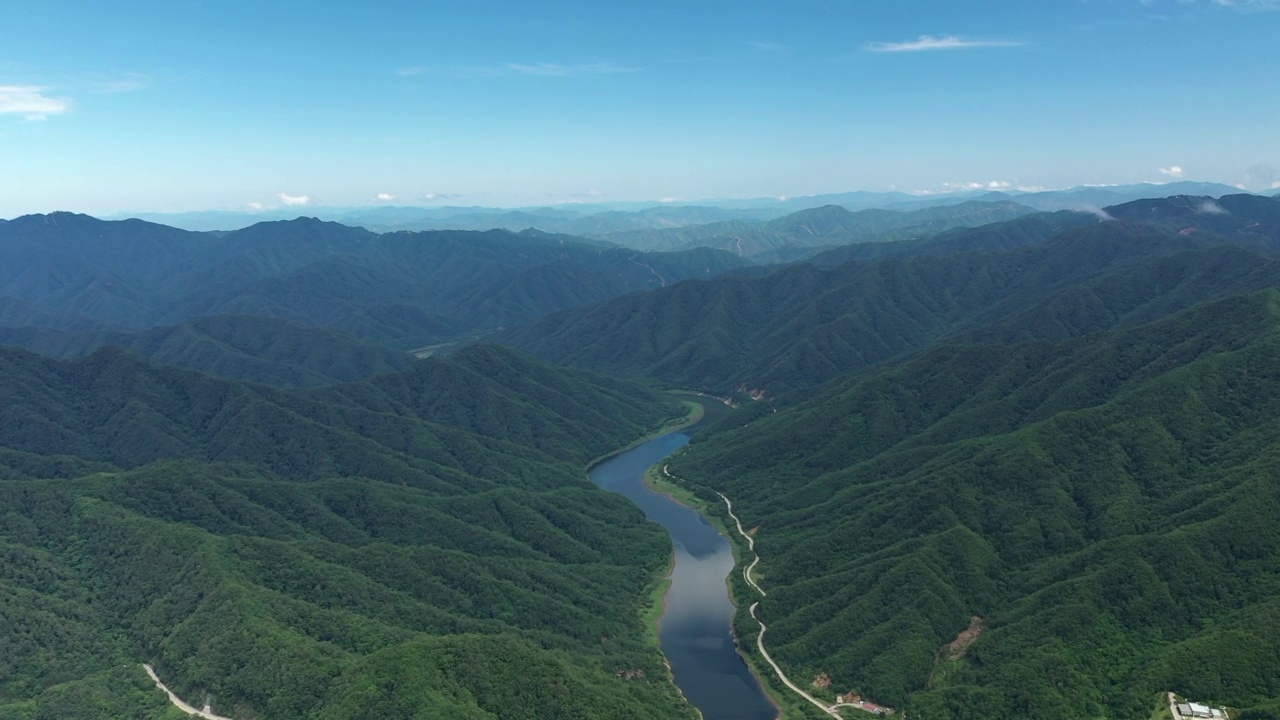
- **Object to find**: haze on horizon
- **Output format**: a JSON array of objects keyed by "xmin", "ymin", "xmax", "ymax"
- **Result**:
[{"xmin": 2, "ymin": 0, "xmax": 1278, "ymax": 217}]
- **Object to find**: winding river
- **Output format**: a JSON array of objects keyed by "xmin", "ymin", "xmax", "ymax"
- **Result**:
[{"xmin": 588, "ymin": 403, "xmax": 777, "ymax": 720}]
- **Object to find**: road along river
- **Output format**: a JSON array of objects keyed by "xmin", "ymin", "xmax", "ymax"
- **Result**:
[{"xmin": 588, "ymin": 403, "xmax": 777, "ymax": 720}]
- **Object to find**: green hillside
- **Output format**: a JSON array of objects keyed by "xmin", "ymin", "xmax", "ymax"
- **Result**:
[
  {"xmin": 665, "ymin": 291, "xmax": 1280, "ymax": 718},
  {"xmin": 503, "ymin": 219, "xmax": 1280, "ymax": 397},
  {"xmin": 0, "ymin": 214, "xmax": 750, "ymax": 350},
  {"xmin": 598, "ymin": 200, "xmax": 1037, "ymax": 258},
  {"xmin": 0, "ymin": 315, "xmax": 415, "ymax": 387},
  {"xmin": 0, "ymin": 345, "xmax": 695, "ymax": 720}
]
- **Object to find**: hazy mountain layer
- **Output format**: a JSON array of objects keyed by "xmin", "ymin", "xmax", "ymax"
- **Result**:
[
  {"xmin": 0, "ymin": 314, "xmax": 415, "ymax": 387},
  {"xmin": 501, "ymin": 196, "xmax": 1280, "ymax": 398},
  {"xmin": 597, "ymin": 200, "xmax": 1037, "ymax": 257},
  {"xmin": 0, "ymin": 214, "xmax": 750, "ymax": 350}
]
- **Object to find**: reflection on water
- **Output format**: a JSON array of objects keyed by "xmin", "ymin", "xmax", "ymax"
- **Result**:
[{"xmin": 589, "ymin": 425, "xmax": 777, "ymax": 720}]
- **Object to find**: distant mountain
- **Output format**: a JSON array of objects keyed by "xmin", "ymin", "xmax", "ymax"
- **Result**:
[
  {"xmin": 805, "ymin": 210, "xmax": 1099, "ymax": 267},
  {"xmin": 0, "ymin": 214, "xmax": 751, "ymax": 352},
  {"xmin": 1104, "ymin": 193, "xmax": 1280, "ymax": 237},
  {"xmin": 597, "ymin": 201, "xmax": 1038, "ymax": 257},
  {"xmin": 111, "ymin": 204, "xmax": 781, "ymax": 235},
  {"xmin": 96, "ymin": 183, "xmax": 1258, "ymax": 235},
  {"xmin": 0, "ymin": 314, "xmax": 415, "ymax": 387},
  {"xmin": 0, "ymin": 344, "xmax": 695, "ymax": 719}
]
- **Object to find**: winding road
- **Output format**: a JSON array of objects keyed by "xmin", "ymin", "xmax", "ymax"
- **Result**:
[
  {"xmin": 144, "ymin": 664, "xmax": 236, "ymax": 720},
  {"xmin": 715, "ymin": 490, "xmax": 766, "ymax": 597},
  {"xmin": 662, "ymin": 462, "xmax": 880, "ymax": 717},
  {"xmin": 715, "ymin": 487, "xmax": 891, "ymax": 718}
]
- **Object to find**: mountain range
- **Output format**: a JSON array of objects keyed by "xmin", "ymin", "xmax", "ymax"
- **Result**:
[
  {"xmin": 501, "ymin": 195, "xmax": 1280, "ymax": 398},
  {"xmin": 0, "ymin": 344, "xmax": 696, "ymax": 720},
  {"xmin": 100, "ymin": 181, "xmax": 1247, "ymax": 233},
  {"xmin": 4, "ymin": 190, "xmax": 1280, "ymax": 719},
  {"xmin": 0, "ymin": 213, "xmax": 749, "ymax": 352}
]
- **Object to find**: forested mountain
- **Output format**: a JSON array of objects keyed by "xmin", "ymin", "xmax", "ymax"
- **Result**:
[
  {"xmin": 804, "ymin": 210, "xmax": 1099, "ymax": 267},
  {"xmin": 666, "ymin": 290, "xmax": 1280, "ymax": 718},
  {"xmin": 0, "ymin": 315, "xmax": 415, "ymax": 387},
  {"xmin": 495, "ymin": 193, "xmax": 1280, "ymax": 718},
  {"xmin": 596, "ymin": 200, "xmax": 1036, "ymax": 258},
  {"xmin": 0, "ymin": 344, "xmax": 697, "ymax": 719},
  {"xmin": 0, "ymin": 213, "xmax": 750, "ymax": 351},
  {"xmin": 501, "ymin": 201, "xmax": 1280, "ymax": 397},
  {"xmin": 7, "ymin": 192, "xmax": 1280, "ymax": 720}
]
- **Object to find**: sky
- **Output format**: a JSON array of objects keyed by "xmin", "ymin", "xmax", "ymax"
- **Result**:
[{"xmin": 2, "ymin": 0, "xmax": 1278, "ymax": 216}]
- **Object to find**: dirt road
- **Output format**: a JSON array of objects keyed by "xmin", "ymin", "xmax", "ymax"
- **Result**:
[{"xmin": 144, "ymin": 664, "xmax": 236, "ymax": 720}]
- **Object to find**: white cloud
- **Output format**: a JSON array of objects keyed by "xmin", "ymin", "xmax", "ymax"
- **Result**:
[
  {"xmin": 1083, "ymin": 206, "xmax": 1117, "ymax": 222},
  {"xmin": 376, "ymin": 192, "xmax": 396, "ymax": 201},
  {"xmin": 277, "ymin": 193, "xmax": 312, "ymax": 206},
  {"xmin": 423, "ymin": 192, "xmax": 461, "ymax": 201},
  {"xmin": 1141, "ymin": 0, "xmax": 1280, "ymax": 13},
  {"xmin": 1199, "ymin": 0, "xmax": 1279, "ymax": 11},
  {"xmin": 0, "ymin": 85, "xmax": 71, "ymax": 121},
  {"xmin": 1159, "ymin": 165, "xmax": 1186, "ymax": 178},
  {"xmin": 659, "ymin": 197, "xmax": 679, "ymax": 203},
  {"xmin": 1197, "ymin": 200, "xmax": 1228, "ymax": 215},
  {"xmin": 246, "ymin": 202, "xmax": 268, "ymax": 211},
  {"xmin": 865, "ymin": 35, "xmax": 1024, "ymax": 53},
  {"xmin": 917, "ymin": 179, "xmax": 1037, "ymax": 195},
  {"xmin": 1273, "ymin": 181, "xmax": 1280, "ymax": 189}
]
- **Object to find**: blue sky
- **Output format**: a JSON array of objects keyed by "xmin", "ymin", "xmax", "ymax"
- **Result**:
[{"xmin": 2, "ymin": 0, "xmax": 1278, "ymax": 215}]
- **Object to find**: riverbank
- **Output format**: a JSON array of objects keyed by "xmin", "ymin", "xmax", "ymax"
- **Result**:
[
  {"xmin": 640, "ymin": 546, "xmax": 706, "ymax": 720},
  {"xmin": 655, "ymin": 465, "xmax": 827, "ymax": 719},
  {"xmin": 642, "ymin": 475, "xmax": 787, "ymax": 720},
  {"xmin": 588, "ymin": 397, "xmax": 709, "ymax": 720},
  {"xmin": 642, "ymin": 546, "xmax": 677, "ymax": 647},
  {"xmin": 588, "ymin": 395, "xmax": 777, "ymax": 720},
  {"xmin": 585, "ymin": 396, "xmax": 704, "ymax": 472}
]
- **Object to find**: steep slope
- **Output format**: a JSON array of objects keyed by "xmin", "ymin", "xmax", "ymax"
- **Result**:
[
  {"xmin": 0, "ymin": 315, "xmax": 415, "ymax": 387},
  {"xmin": 667, "ymin": 291, "xmax": 1280, "ymax": 719},
  {"xmin": 502, "ymin": 218, "xmax": 1280, "ymax": 397},
  {"xmin": 0, "ymin": 345, "xmax": 694, "ymax": 720},
  {"xmin": 600, "ymin": 201, "xmax": 1036, "ymax": 257},
  {"xmin": 0, "ymin": 215, "xmax": 750, "ymax": 349},
  {"xmin": 805, "ymin": 210, "xmax": 1098, "ymax": 267}
]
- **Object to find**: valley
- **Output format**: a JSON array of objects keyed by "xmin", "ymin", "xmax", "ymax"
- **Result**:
[{"xmin": 3, "ymin": 190, "xmax": 1280, "ymax": 719}]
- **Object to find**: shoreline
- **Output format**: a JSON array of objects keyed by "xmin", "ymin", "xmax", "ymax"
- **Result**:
[
  {"xmin": 591, "ymin": 396, "xmax": 706, "ymax": 719},
  {"xmin": 585, "ymin": 395, "xmax": 705, "ymax": 473},
  {"xmin": 591, "ymin": 393, "xmax": 784, "ymax": 720},
  {"xmin": 645, "ymin": 545, "xmax": 707, "ymax": 720},
  {"xmin": 654, "ymin": 465, "xmax": 791, "ymax": 720},
  {"xmin": 646, "ymin": 462, "xmax": 784, "ymax": 720}
]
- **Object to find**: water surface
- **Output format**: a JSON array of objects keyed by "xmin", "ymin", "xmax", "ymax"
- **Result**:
[{"xmin": 588, "ymin": 412, "xmax": 776, "ymax": 720}]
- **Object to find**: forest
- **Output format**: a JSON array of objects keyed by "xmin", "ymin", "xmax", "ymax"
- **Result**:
[
  {"xmin": 0, "ymin": 345, "xmax": 696, "ymax": 719},
  {"xmin": 3, "ymin": 192, "xmax": 1280, "ymax": 718}
]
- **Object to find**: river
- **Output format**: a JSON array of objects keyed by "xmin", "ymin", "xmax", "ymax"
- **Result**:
[{"xmin": 587, "ymin": 403, "xmax": 777, "ymax": 720}]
